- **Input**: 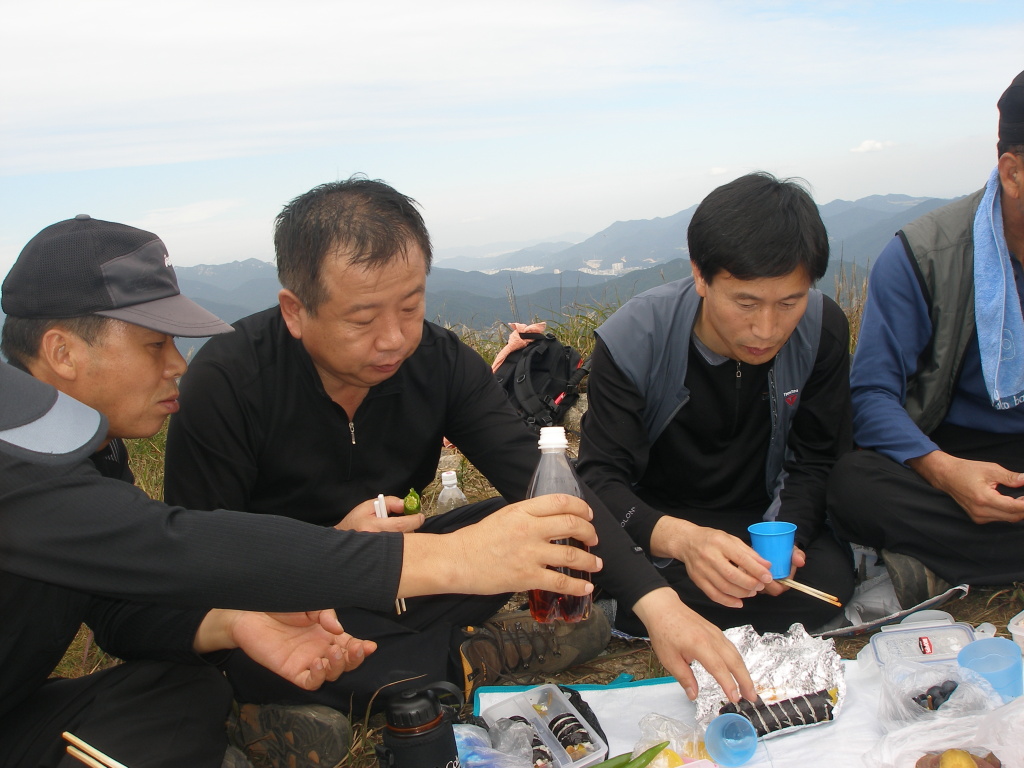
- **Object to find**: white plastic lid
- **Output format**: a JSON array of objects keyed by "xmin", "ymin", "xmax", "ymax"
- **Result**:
[
  {"xmin": 441, "ymin": 470, "xmax": 458, "ymax": 487},
  {"xmin": 537, "ymin": 426, "xmax": 568, "ymax": 451}
]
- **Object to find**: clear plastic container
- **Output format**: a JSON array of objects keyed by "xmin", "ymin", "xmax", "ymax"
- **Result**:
[
  {"xmin": 480, "ymin": 684, "xmax": 608, "ymax": 768},
  {"xmin": 435, "ymin": 470, "xmax": 468, "ymax": 513},
  {"xmin": 870, "ymin": 621, "xmax": 977, "ymax": 666},
  {"xmin": 1009, "ymin": 609, "xmax": 1024, "ymax": 653}
]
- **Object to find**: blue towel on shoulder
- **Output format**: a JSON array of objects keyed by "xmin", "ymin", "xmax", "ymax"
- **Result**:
[{"xmin": 974, "ymin": 166, "xmax": 1024, "ymax": 410}]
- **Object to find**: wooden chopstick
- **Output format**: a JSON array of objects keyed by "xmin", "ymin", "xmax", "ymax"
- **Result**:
[
  {"xmin": 777, "ymin": 578, "xmax": 843, "ymax": 607},
  {"xmin": 67, "ymin": 746, "xmax": 108, "ymax": 768},
  {"xmin": 63, "ymin": 733, "xmax": 129, "ymax": 768}
]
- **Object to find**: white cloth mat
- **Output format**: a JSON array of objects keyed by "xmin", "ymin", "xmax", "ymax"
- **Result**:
[{"xmin": 476, "ymin": 659, "xmax": 885, "ymax": 766}]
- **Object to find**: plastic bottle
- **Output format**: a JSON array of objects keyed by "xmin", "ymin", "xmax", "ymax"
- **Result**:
[
  {"xmin": 434, "ymin": 470, "xmax": 468, "ymax": 514},
  {"xmin": 526, "ymin": 426, "xmax": 593, "ymax": 623}
]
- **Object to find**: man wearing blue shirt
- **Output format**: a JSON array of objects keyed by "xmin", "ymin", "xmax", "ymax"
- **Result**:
[{"xmin": 827, "ymin": 70, "xmax": 1024, "ymax": 607}]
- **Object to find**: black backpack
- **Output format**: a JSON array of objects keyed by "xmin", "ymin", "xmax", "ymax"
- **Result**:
[{"xmin": 493, "ymin": 332, "xmax": 590, "ymax": 433}]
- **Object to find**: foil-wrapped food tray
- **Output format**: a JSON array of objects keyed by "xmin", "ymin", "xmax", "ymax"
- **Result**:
[{"xmin": 692, "ymin": 623, "xmax": 846, "ymax": 739}]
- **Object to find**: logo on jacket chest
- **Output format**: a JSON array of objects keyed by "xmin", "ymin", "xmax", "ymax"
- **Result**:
[{"xmin": 783, "ymin": 389, "xmax": 800, "ymax": 406}]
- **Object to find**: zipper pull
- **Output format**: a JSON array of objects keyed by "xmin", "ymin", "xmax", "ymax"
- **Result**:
[
  {"xmin": 349, "ymin": 421, "xmax": 356, "ymax": 445},
  {"xmin": 735, "ymin": 360, "xmax": 742, "ymax": 389}
]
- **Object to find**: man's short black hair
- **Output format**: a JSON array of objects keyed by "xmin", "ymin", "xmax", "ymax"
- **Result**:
[
  {"xmin": 998, "ymin": 142, "xmax": 1024, "ymax": 158},
  {"xmin": 687, "ymin": 172, "xmax": 829, "ymax": 284},
  {"xmin": 274, "ymin": 176, "xmax": 432, "ymax": 315},
  {"xmin": 1, "ymin": 315, "xmax": 114, "ymax": 372}
]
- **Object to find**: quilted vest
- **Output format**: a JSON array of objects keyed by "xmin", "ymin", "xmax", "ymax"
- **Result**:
[{"xmin": 897, "ymin": 189, "xmax": 984, "ymax": 434}]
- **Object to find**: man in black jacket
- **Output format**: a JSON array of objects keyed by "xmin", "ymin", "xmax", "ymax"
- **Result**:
[
  {"xmin": 0, "ymin": 216, "xmax": 603, "ymax": 768},
  {"xmin": 165, "ymin": 177, "xmax": 756, "ymax": 717}
]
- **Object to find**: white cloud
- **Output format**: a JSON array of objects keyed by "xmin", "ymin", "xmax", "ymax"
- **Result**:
[
  {"xmin": 133, "ymin": 200, "xmax": 243, "ymax": 230},
  {"xmin": 3, "ymin": 1, "xmax": 1017, "ymax": 176},
  {"xmin": 850, "ymin": 140, "xmax": 895, "ymax": 153},
  {"xmin": 710, "ymin": 167, "xmax": 729, "ymax": 176}
]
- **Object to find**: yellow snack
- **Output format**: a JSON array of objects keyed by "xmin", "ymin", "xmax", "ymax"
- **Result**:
[
  {"xmin": 939, "ymin": 750, "xmax": 981, "ymax": 768},
  {"xmin": 648, "ymin": 748, "xmax": 685, "ymax": 768}
]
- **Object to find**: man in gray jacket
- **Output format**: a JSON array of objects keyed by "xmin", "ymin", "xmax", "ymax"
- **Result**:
[{"xmin": 579, "ymin": 172, "xmax": 856, "ymax": 635}]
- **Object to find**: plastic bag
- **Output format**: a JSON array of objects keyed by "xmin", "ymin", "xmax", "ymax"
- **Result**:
[
  {"xmin": 877, "ymin": 660, "xmax": 1001, "ymax": 731},
  {"xmin": 634, "ymin": 712, "xmax": 712, "ymax": 763},
  {"xmin": 863, "ymin": 698, "xmax": 1022, "ymax": 768},
  {"xmin": 845, "ymin": 571, "xmax": 901, "ymax": 626},
  {"xmin": 454, "ymin": 723, "xmax": 531, "ymax": 768},
  {"xmin": 975, "ymin": 696, "xmax": 1024, "ymax": 768}
]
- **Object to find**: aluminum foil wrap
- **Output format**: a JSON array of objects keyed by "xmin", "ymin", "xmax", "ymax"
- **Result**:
[{"xmin": 692, "ymin": 623, "xmax": 846, "ymax": 738}]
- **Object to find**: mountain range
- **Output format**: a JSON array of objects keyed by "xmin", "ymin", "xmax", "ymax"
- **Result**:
[
  {"xmin": 0, "ymin": 191, "xmax": 963, "ymax": 340},
  {"xmin": 166, "ymin": 191, "xmax": 959, "ymax": 333}
]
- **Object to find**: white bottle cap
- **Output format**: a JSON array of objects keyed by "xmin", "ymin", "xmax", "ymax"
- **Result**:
[
  {"xmin": 537, "ymin": 426, "xmax": 568, "ymax": 451},
  {"xmin": 441, "ymin": 470, "xmax": 458, "ymax": 486}
]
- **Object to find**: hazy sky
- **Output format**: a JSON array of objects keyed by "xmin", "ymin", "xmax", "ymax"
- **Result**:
[{"xmin": 1, "ymin": 1, "xmax": 1021, "ymax": 276}]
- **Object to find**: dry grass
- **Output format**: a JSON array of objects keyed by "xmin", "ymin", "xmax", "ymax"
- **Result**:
[{"xmin": 834, "ymin": 261, "xmax": 870, "ymax": 353}]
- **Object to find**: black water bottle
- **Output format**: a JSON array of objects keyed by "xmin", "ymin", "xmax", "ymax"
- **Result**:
[{"xmin": 378, "ymin": 682, "xmax": 463, "ymax": 768}]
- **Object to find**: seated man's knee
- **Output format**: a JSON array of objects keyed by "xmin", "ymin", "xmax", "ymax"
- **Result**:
[{"xmin": 827, "ymin": 450, "xmax": 888, "ymax": 510}]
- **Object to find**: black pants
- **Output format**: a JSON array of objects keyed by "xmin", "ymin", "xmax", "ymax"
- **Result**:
[
  {"xmin": 0, "ymin": 660, "xmax": 233, "ymax": 768},
  {"xmin": 222, "ymin": 499, "xmax": 511, "ymax": 715},
  {"xmin": 614, "ymin": 507, "xmax": 855, "ymax": 636},
  {"xmin": 826, "ymin": 447, "xmax": 1024, "ymax": 586}
]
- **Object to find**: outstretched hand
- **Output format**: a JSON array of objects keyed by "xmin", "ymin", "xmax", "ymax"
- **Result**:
[
  {"xmin": 335, "ymin": 496, "xmax": 425, "ymax": 533},
  {"xmin": 400, "ymin": 494, "xmax": 601, "ymax": 598},
  {"xmin": 909, "ymin": 451, "xmax": 1024, "ymax": 524},
  {"xmin": 632, "ymin": 587, "xmax": 756, "ymax": 703},
  {"xmin": 229, "ymin": 610, "xmax": 377, "ymax": 690}
]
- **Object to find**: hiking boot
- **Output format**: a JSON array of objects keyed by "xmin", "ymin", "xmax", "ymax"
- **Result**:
[
  {"xmin": 221, "ymin": 746, "xmax": 255, "ymax": 768},
  {"xmin": 882, "ymin": 549, "xmax": 953, "ymax": 609},
  {"xmin": 226, "ymin": 702, "xmax": 352, "ymax": 768},
  {"xmin": 459, "ymin": 608, "xmax": 611, "ymax": 696}
]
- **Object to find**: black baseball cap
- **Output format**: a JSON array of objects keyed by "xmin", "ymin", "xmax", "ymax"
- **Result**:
[
  {"xmin": 0, "ymin": 362, "xmax": 107, "ymax": 465},
  {"xmin": 998, "ymin": 70, "xmax": 1024, "ymax": 148},
  {"xmin": 1, "ymin": 215, "xmax": 233, "ymax": 337}
]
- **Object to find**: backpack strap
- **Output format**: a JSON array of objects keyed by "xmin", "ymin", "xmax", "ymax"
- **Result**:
[{"xmin": 512, "ymin": 334, "xmax": 561, "ymax": 429}]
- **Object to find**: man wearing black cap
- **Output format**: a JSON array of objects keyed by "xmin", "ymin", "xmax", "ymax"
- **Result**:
[
  {"xmin": 0, "ymin": 361, "xmax": 373, "ymax": 768},
  {"xmin": 827, "ymin": 70, "xmax": 1024, "ymax": 608},
  {"xmin": 0, "ymin": 216, "xmax": 604, "ymax": 768},
  {"xmin": 1, "ymin": 214, "xmax": 235, "ymax": 448}
]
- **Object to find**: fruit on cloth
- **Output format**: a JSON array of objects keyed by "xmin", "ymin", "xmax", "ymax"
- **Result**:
[
  {"xmin": 940, "ymin": 751, "xmax": 978, "ymax": 768},
  {"xmin": 915, "ymin": 749, "xmax": 1003, "ymax": 768}
]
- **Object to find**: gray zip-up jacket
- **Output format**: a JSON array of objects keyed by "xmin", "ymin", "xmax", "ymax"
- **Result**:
[{"xmin": 595, "ymin": 277, "xmax": 823, "ymax": 520}]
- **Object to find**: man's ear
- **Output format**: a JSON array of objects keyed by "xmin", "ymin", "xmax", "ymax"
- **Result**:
[
  {"xmin": 691, "ymin": 263, "xmax": 709, "ymax": 298},
  {"xmin": 278, "ymin": 289, "xmax": 307, "ymax": 340},
  {"xmin": 34, "ymin": 327, "xmax": 81, "ymax": 383},
  {"xmin": 998, "ymin": 151, "xmax": 1024, "ymax": 201}
]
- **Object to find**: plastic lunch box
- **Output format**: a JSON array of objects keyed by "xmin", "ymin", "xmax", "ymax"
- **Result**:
[
  {"xmin": 869, "ymin": 620, "xmax": 977, "ymax": 666},
  {"xmin": 480, "ymin": 684, "xmax": 609, "ymax": 768}
]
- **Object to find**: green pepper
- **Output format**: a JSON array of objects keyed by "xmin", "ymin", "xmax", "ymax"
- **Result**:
[
  {"xmin": 591, "ymin": 741, "xmax": 670, "ymax": 768},
  {"xmin": 588, "ymin": 752, "xmax": 634, "ymax": 768},
  {"xmin": 624, "ymin": 741, "xmax": 671, "ymax": 768},
  {"xmin": 403, "ymin": 487, "xmax": 421, "ymax": 514}
]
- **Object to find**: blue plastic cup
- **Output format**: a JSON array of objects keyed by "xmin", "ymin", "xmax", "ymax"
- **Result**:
[
  {"xmin": 958, "ymin": 637, "xmax": 1023, "ymax": 702},
  {"xmin": 704, "ymin": 713, "xmax": 758, "ymax": 767},
  {"xmin": 747, "ymin": 521, "xmax": 797, "ymax": 579}
]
